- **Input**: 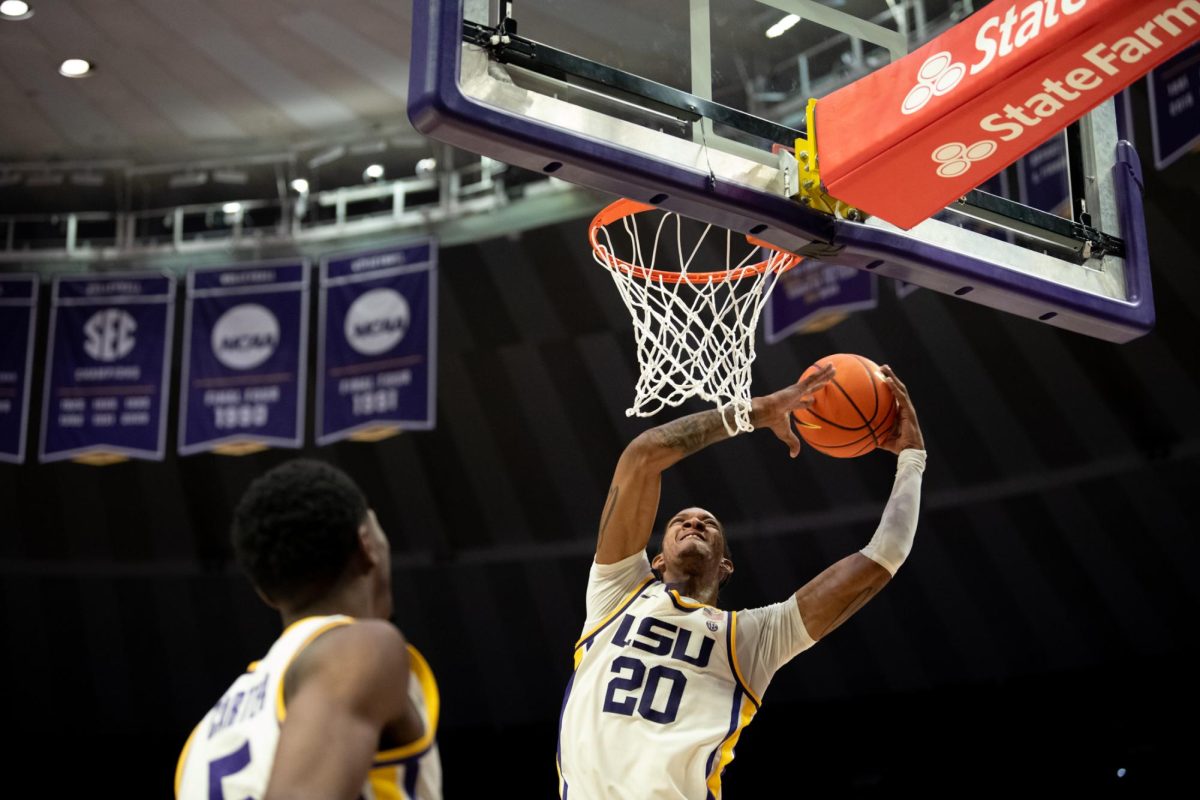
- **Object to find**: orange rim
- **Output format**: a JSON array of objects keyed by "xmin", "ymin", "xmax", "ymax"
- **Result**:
[{"xmin": 588, "ymin": 198, "xmax": 801, "ymax": 284}]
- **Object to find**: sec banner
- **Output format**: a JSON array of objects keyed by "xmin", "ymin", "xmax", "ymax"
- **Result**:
[
  {"xmin": 317, "ymin": 240, "xmax": 437, "ymax": 444},
  {"xmin": 39, "ymin": 272, "xmax": 174, "ymax": 464},
  {"xmin": 0, "ymin": 275, "xmax": 38, "ymax": 464},
  {"xmin": 179, "ymin": 261, "xmax": 309, "ymax": 456}
]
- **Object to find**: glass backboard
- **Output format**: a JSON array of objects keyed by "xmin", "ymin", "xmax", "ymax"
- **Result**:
[{"xmin": 409, "ymin": 0, "xmax": 1154, "ymax": 342}]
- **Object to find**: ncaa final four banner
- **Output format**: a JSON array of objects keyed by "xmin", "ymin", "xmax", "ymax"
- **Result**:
[
  {"xmin": 0, "ymin": 275, "xmax": 38, "ymax": 464},
  {"xmin": 317, "ymin": 240, "xmax": 437, "ymax": 444},
  {"xmin": 39, "ymin": 272, "xmax": 174, "ymax": 465},
  {"xmin": 179, "ymin": 261, "xmax": 309, "ymax": 456}
]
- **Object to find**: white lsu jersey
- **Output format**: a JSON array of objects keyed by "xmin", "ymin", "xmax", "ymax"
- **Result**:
[
  {"xmin": 176, "ymin": 615, "xmax": 441, "ymax": 800},
  {"xmin": 558, "ymin": 553, "xmax": 814, "ymax": 800}
]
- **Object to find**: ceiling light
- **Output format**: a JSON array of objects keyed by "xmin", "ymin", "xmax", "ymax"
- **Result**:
[
  {"xmin": 212, "ymin": 168, "xmax": 248, "ymax": 185},
  {"xmin": 290, "ymin": 178, "xmax": 309, "ymax": 194},
  {"xmin": 363, "ymin": 164, "xmax": 384, "ymax": 181},
  {"xmin": 222, "ymin": 202, "xmax": 243, "ymax": 214},
  {"xmin": 0, "ymin": 1, "xmax": 32, "ymax": 20},
  {"xmin": 59, "ymin": 58, "xmax": 93, "ymax": 78},
  {"xmin": 415, "ymin": 158, "xmax": 437, "ymax": 178},
  {"xmin": 766, "ymin": 14, "xmax": 800, "ymax": 38},
  {"xmin": 168, "ymin": 172, "xmax": 208, "ymax": 188},
  {"xmin": 307, "ymin": 145, "xmax": 345, "ymax": 170},
  {"xmin": 350, "ymin": 140, "xmax": 387, "ymax": 155}
]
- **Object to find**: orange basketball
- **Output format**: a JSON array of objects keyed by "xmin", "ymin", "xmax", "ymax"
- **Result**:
[{"xmin": 793, "ymin": 353, "xmax": 897, "ymax": 458}]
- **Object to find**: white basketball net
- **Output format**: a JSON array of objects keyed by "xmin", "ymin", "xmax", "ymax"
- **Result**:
[{"xmin": 591, "ymin": 205, "xmax": 798, "ymax": 435}]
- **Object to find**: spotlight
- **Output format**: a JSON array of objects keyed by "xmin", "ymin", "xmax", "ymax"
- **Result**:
[
  {"xmin": 415, "ymin": 158, "xmax": 437, "ymax": 178},
  {"xmin": 765, "ymin": 14, "xmax": 800, "ymax": 38},
  {"xmin": 0, "ymin": 1, "xmax": 32, "ymax": 20},
  {"xmin": 363, "ymin": 164, "xmax": 384, "ymax": 182},
  {"xmin": 59, "ymin": 58, "xmax": 93, "ymax": 78},
  {"xmin": 290, "ymin": 178, "xmax": 309, "ymax": 194},
  {"xmin": 222, "ymin": 202, "xmax": 243, "ymax": 214}
]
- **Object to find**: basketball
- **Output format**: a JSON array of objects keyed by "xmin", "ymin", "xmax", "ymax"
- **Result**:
[{"xmin": 793, "ymin": 354, "xmax": 897, "ymax": 458}]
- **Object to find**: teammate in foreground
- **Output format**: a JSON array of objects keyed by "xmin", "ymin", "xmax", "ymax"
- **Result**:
[
  {"xmin": 176, "ymin": 459, "xmax": 441, "ymax": 800},
  {"xmin": 557, "ymin": 364, "xmax": 926, "ymax": 798}
]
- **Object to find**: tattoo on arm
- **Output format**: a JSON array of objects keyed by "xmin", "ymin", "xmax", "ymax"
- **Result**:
[
  {"xmin": 598, "ymin": 485, "xmax": 619, "ymax": 547},
  {"xmin": 649, "ymin": 410, "xmax": 731, "ymax": 456}
]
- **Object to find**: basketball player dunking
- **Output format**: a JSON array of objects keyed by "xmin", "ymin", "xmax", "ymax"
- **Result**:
[
  {"xmin": 557, "ymin": 364, "xmax": 926, "ymax": 799},
  {"xmin": 176, "ymin": 460, "xmax": 441, "ymax": 800}
]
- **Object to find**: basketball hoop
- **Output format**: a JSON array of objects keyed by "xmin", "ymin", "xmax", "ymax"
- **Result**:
[{"xmin": 589, "ymin": 199, "xmax": 801, "ymax": 434}]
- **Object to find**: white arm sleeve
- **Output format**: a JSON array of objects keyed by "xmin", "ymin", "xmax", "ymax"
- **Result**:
[
  {"xmin": 859, "ymin": 448, "xmax": 926, "ymax": 575},
  {"xmin": 733, "ymin": 599, "xmax": 816, "ymax": 699},
  {"xmin": 582, "ymin": 551, "xmax": 654, "ymax": 631}
]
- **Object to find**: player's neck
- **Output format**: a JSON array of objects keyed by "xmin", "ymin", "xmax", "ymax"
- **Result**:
[
  {"xmin": 279, "ymin": 581, "xmax": 378, "ymax": 628},
  {"xmin": 660, "ymin": 570, "xmax": 720, "ymax": 607}
]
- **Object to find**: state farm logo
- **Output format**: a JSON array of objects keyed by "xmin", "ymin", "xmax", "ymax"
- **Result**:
[
  {"xmin": 931, "ymin": 140, "xmax": 997, "ymax": 179},
  {"xmin": 211, "ymin": 303, "xmax": 279, "ymax": 370},
  {"xmin": 83, "ymin": 308, "xmax": 137, "ymax": 362},
  {"xmin": 902, "ymin": 51, "xmax": 966, "ymax": 115},
  {"xmin": 345, "ymin": 288, "xmax": 409, "ymax": 356}
]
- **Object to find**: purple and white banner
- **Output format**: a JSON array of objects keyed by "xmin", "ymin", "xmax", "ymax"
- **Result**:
[
  {"xmin": 317, "ymin": 240, "xmax": 437, "ymax": 444},
  {"xmin": 40, "ymin": 272, "xmax": 174, "ymax": 464},
  {"xmin": 765, "ymin": 260, "xmax": 876, "ymax": 343},
  {"xmin": 0, "ymin": 275, "xmax": 38, "ymax": 464},
  {"xmin": 179, "ymin": 261, "xmax": 309, "ymax": 456},
  {"xmin": 1149, "ymin": 41, "xmax": 1200, "ymax": 170},
  {"xmin": 1018, "ymin": 133, "xmax": 1071, "ymax": 217}
]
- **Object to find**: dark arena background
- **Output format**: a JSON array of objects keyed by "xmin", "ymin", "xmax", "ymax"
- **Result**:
[{"xmin": 1, "ymin": 1, "xmax": 1198, "ymax": 796}]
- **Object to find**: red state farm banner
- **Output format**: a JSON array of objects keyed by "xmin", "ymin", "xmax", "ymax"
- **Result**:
[{"xmin": 815, "ymin": 0, "xmax": 1200, "ymax": 229}]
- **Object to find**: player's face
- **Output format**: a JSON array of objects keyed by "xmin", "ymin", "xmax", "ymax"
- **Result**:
[
  {"xmin": 661, "ymin": 507, "xmax": 726, "ymax": 569},
  {"xmin": 365, "ymin": 509, "xmax": 394, "ymax": 619}
]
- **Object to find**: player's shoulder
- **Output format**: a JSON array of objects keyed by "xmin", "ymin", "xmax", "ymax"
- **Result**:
[
  {"xmin": 289, "ymin": 618, "xmax": 411, "ymax": 692},
  {"xmin": 305, "ymin": 618, "xmax": 408, "ymax": 661}
]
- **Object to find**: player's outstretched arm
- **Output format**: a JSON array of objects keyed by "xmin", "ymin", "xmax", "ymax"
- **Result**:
[
  {"xmin": 264, "ymin": 621, "xmax": 424, "ymax": 800},
  {"xmin": 596, "ymin": 365, "xmax": 835, "ymax": 564},
  {"xmin": 793, "ymin": 366, "xmax": 926, "ymax": 640}
]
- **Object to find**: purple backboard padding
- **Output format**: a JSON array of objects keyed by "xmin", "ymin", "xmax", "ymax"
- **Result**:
[
  {"xmin": 1115, "ymin": 141, "xmax": 1153, "ymax": 309},
  {"xmin": 409, "ymin": 0, "xmax": 1154, "ymax": 342}
]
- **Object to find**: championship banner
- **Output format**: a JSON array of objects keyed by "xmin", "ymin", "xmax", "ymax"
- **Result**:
[
  {"xmin": 1017, "ymin": 132, "xmax": 1071, "ymax": 215},
  {"xmin": 317, "ymin": 240, "xmax": 437, "ymax": 444},
  {"xmin": 179, "ymin": 261, "xmax": 309, "ymax": 456},
  {"xmin": 0, "ymin": 275, "xmax": 38, "ymax": 464},
  {"xmin": 39, "ymin": 272, "xmax": 174, "ymax": 465},
  {"xmin": 816, "ymin": 0, "xmax": 1200, "ymax": 229},
  {"xmin": 764, "ymin": 260, "xmax": 877, "ymax": 342},
  {"xmin": 1149, "ymin": 40, "xmax": 1200, "ymax": 168}
]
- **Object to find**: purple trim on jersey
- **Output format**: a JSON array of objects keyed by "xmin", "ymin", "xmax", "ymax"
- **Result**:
[
  {"xmin": 704, "ymin": 684, "xmax": 745, "ymax": 800},
  {"xmin": 575, "ymin": 576, "xmax": 658, "ymax": 651},
  {"xmin": 557, "ymin": 670, "xmax": 576, "ymax": 799},
  {"xmin": 404, "ymin": 759, "xmax": 420, "ymax": 797},
  {"xmin": 726, "ymin": 611, "xmax": 760, "ymax": 710}
]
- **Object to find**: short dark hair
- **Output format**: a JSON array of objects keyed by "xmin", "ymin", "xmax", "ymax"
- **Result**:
[{"xmin": 232, "ymin": 459, "xmax": 368, "ymax": 607}]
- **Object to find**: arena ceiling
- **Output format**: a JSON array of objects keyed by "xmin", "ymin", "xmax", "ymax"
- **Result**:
[{"xmin": 0, "ymin": 1, "xmax": 1197, "ymax": 794}]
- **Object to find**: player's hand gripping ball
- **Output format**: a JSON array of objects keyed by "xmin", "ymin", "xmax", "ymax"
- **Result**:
[{"xmin": 793, "ymin": 353, "xmax": 897, "ymax": 457}]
